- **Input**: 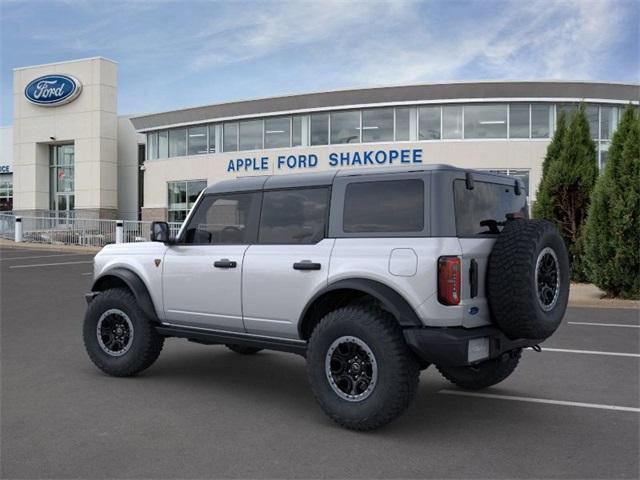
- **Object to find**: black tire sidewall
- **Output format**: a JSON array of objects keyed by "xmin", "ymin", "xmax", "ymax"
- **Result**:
[{"xmin": 83, "ymin": 289, "xmax": 160, "ymax": 375}]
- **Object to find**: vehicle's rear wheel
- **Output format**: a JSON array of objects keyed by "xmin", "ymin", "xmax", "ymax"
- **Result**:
[
  {"xmin": 487, "ymin": 219, "xmax": 570, "ymax": 340},
  {"xmin": 83, "ymin": 288, "xmax": 164, "ymax": 377},
  {"xmin": 437, "ymin": 349, "xmax": 522, "ymax": 390},
  {"xmin": 225, "ymin": 344, "xmax": 263, "ymax": 355},
  {"xmin": 306, "ymin": 305, "xmax": 419, "ymax": 431}
]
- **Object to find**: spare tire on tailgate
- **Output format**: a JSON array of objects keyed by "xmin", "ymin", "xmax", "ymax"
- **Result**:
[{"xmin": 487, "ymin": 219, "xmax": 569, "ymax": 340}]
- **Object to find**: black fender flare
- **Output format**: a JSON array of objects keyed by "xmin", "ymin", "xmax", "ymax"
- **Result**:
[
  {"xmin": 91, "ymin": 267, "xmax": 159, "ymax": 321},
  {"xmin": 298, "ymin": 278, "xmax": 423, "ymax": 337}
]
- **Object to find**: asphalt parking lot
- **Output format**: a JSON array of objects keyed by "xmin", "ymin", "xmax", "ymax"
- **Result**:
[{"xmin": 1, "ymin": 245, "xmax": 638, "ymax": 479}]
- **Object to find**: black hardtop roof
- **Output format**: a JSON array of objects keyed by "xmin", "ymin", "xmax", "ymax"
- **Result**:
[{"xmin": 202, "ymin": 165, "xmax": 514, "ymax": 194}]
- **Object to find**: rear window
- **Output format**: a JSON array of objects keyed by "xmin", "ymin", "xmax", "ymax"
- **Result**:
[
  {"xmin": 259, "ymin": 188, "xmax": 329, "ymax": 244},
  {"xmin": 454, "ymin": 180, "xmax": 527, "ymax": 235},
  {"xmin": 343, "ymin": 179, "xmax": 424, "ymax": 233}
]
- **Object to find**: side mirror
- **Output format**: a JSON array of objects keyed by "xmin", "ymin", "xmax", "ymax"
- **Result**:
[{"xmin": 150, "ymin": 221, "xmax": 170, "ymax": 243}]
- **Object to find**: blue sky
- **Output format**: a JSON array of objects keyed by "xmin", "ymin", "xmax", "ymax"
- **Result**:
[{"xmin": 1, "ymin": 0, "xmax": 638, "ymax": 126}]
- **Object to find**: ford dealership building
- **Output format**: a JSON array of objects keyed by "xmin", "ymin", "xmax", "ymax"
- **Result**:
[{"xmin": 5, "ymin": 57, "xmax": 638, "ymax": 221}]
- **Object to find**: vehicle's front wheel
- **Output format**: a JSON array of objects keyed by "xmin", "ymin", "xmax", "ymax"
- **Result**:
[
  {"xmin": 83, "ymin": 288, "xmax": 164, "ymax": 377},
  {"xmin": 436, "ymin": 349, "xmax": 522, "ymax": 390},
  {"xmin": 306, "ymin": 305, "xmax": 420, "ymax": 431}
]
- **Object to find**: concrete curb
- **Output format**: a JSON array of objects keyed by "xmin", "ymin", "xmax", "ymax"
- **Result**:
[{"xmin": 569, "ymin": 283, "xmax": 639, "ymax": 310}]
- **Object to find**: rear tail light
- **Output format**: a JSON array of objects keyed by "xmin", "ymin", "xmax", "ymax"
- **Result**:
[{"xmin": 438, "ymin": 256, "xmax": 461, "ymax": 305}]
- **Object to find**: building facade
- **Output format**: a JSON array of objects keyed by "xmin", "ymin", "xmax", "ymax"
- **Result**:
[{"xmin": 5, "ymin": 57, "xmax": 638, "ymax": 221}]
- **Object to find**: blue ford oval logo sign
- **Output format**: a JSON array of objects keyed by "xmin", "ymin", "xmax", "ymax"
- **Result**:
[{"xmin": 24, "ymin": 74, "xmax": 82, "ymax": 106}]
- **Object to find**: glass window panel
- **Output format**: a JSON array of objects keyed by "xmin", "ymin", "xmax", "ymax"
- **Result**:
[
  {"xmin": 169, "ymin": 128, "xmax": 187, "ymax": 157},
  {"xmin": 442, "ymin": 106, "xmax": 463, "ymax": 139},
  {"xmin": 454, "ymin": 180, "xmax": 527, "ymax": 235},
  {"xmin": 464, "ymin": 104, "xmax": 507, "ymax": 139},
  {"xmin": 208, "ymin": 125, "xmax": 217, "ymax": 153},
  {"xmin": 183, "ymin": 193, "xmax": 260, "ymax": 244},
  {"xmin": 168, "ymin": 210, "xmax": 187, "ymax": 223},
  {"xmin": 187, "ymin": 180, "xmax": 207, "ymax": 208},
  {"xmin": 147, "ymin": 132, "xmax": 158, "ymax": 160},
  {"xmin": 586, "ymin": 105, "xmax": 599, "ymax": 139},
  {"xmin": 556, "ymin": 103, "xmax": 577, "ymax": 121},
  {"xmin": 168, "ymin": 181, "xmax": 187, "ymax": 211},
  {"xmin": 509, "ymin": 104, "xmax": 529, "ymax": 138},
  {"xmin": 344, "ymin": 180, "xmax": 424, "ymax": 233},
  {"xmin": 599, "ymin": 142, "xmax": 610, "ymax": 170},
  {"xmin": 362, "ymin": 108, "xmax": 393, "ymax": 143},
  {"xmin": 600, "ymin": 106, "xmax": 619, "ymax": 140},
  {"xmin": 531, "ymin": 104, "xmax": 552, "ymax": 138},
  {"xmin": 310, "ymin": 113, "xmax": 329, "ymax": 145},
  {"xmin": 395, "ymin": 107, "xmax": 411, "ymax": 141},
  {"xmin": 239, "ymin": 120, "xmax": 263, "ymax": 151},
  {"xmin": 330, "ymin": 111, "xmax": 360, "ymax": 144},
  {"xmin": 158, "ymin": 131, "xmax": 168, "ymax": 159},
  {"xmin": 292, "ymin": 116, "xmax": 303, "ymax": 146},
  {"xmin": 419, "ymin": 106, "xmax": 441, "ymax": 140},
  {"xmin": 187, "ymin": 126, "xmax": 208, "ymax": 156},
  {"xmin": 265, "ymin": 117, "xmax": 291, "ymax": 149},
  {"xmin": 223, "ymin": 122, "xmax": 238, "ymax": 152},
  {"xmin": 259, "ymin": 188, "xmax": 329, "ymax": 244}
]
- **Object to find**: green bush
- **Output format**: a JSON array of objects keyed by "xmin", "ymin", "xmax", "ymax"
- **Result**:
[
  {"xmin": 584, "ymin": 106, "xmax": 640, "ymax": 298},
  {"xmin": 534, "ymin": 104, "xmax": 598, "ymax": 281},
  {"xmin": 533, "ymin": 112, "xmax": 567, "ymax": 220}
]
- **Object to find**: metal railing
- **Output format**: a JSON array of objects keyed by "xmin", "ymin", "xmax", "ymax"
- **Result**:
[{"xmin": 1, "ymin": 214, "xmax": 184, "ymax": 248}]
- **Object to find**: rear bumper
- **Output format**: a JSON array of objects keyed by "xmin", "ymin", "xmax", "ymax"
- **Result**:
[{"xmin": 403, "ymin": 326, "xmax": 541, "ymax": 367}]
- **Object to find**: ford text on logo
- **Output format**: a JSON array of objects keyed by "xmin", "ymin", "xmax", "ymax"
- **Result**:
[{"xmin": 24, "ymin": 75, "xmax": 82, "ymax": 106}]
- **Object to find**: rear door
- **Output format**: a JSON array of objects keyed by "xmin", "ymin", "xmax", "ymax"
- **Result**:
[
  {"xmin": 453, "ymin": 176, "xmax": 527, "ymax": 327},
  {"xmin": 242, "ymin": 187, "xmax": 333, "ymax": 339}
]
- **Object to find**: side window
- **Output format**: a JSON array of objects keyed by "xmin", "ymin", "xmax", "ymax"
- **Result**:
[
  {"xmin": 343, "ymin": 179, "xmax": 424, "ymax": 233},
  {"xmin": 182, "ymin": 193, "xmax": 259, "ymax": 244},
  {"xmin": 453, "ymin": 180, "xmax": 527, "ymax": 236},
  {"xmin": 259, "ymin": 188, "xmax": 329, "ymax": 244}
]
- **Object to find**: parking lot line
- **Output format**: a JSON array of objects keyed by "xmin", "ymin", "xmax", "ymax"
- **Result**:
[
  {"xmin": 438, "ymin": 389, "xmax": 640, "ymax": 413},
  {"xmin": 568, "ymin": 321, "xmax": 640, "ymax": 328},
  {"xmin": 1, "ymin": 253, "xmax": 93, "ymax": 261},
  {"xmin": 537, "ymin": 347, "xmax": 640, "ymax": 358},
  {"xmin": 9, "ymin": 260, "xmax": 93, "ymax": 269}
]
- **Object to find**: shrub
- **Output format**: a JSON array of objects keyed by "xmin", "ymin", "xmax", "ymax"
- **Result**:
[
  {"xmin": 533, "ymin": 111, "xmax": 567, "ymax": 220},
  {"xmin": 584, "ymin": 106, "xmax": 640, "ymax": 298}
]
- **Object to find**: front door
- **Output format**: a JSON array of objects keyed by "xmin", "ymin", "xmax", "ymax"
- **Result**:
[
  {"xmin": 242, "ymin": 187, "xmax": 332, "ymax": 339},
  {"xmin": 162, "ymin": 191, "xmax": 261, "ymax": 332}
]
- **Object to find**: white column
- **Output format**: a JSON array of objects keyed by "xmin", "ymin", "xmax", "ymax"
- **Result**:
[{"xmin": 14, "ymin": 216, "xmax": 22, "ymax": 242}]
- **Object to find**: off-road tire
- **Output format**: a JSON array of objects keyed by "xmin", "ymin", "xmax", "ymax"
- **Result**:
[
  {"xmin": 307, "ymin": 306, "xmax": 420, "ymax": 431},
  {"xmin": 225, "ymin": 344, "xmax": 263, "ymax": 355},
  {"xmin": 487, "ymin": 219, "xmax": 570, "ymax": 340},
  {"xmin": 83, "ymin": 288, "xmax": 164, "ymax": 377},
  {"xmin": 437, "ymin": 349, "xmax": 522, "ymax": 390}
]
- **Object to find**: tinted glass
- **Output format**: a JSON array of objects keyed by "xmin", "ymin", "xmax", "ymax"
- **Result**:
[
  {"xmin": 169, "ymin": 128, "xmax": 187, "ymax": 157},
  {"xmin": 310, "ymin": 113, "xmax": 329, "ymax": 145},
  {"xmin": 187, "ymin": 180, "xmax": 206, "ymax": 207},
  {"xmin": 158, "ymin": 131, "xmax": 168, "ymax": 159},
  {"xmin": 464, "ymin": 104, "xmax": 507, "ymax": 139},
  {"xmin": 600, "ymin": 106, "xmax": 618, "ymax": 140},
  {"xmin": 395, "ymin": 107, "xmax": 411, "ymax": 141},
  {"xmin": 419, "ymin": 106, "xmax": 440, "ymax": 140},
  {"xmin": 223, "ymin": 122, "xmax": 238, "ymax": 152},
  {"xmin": 183, "ymin": 193, "xmax": 259, "ymax": 244},
  {"xmin": 292, "ymin": 116, "xmax": 303, "ymax": 146},
  {"xmin": 454, "ymin": 180, "xmax": 527, "ymax": 235},
  {"xmin": 331, "ymin": 111, "xmax": 360, "ymax": 144},
  {"xmin": 168, "ymin": 181, "xmax": 187, "ymax": 211},
  {"xmin": 147, "ymin": 132, "xmax": 158, "ymax": 160},
  {"xmin": 531, "ymin": 104, "xmax": 551, "ymax": 138},
  {"xmin": 208, "ymin": 124, "xmax": 217, "ymax": 153},
  {"xmin": 344, "ymin": 180, "xmax": 424, "ymax": 233},
  {"xmin": 509, "ymin": 104, "xmax": 529, "ymax": 138},
  {"xmin": 362, "ymin": 108, "xmax": 393, "ymax": 142},
  {"xmin": 442, "ymin": 106, "xmax": 463, "ymax": 139},
  {"xmin": 586, "ymin": 104, "xmax": 599, "ymax": 139},
  {"xmin": 259, "ymin": 188, "xmax": 329, "ymax": 244},
  {"xmin": 188, "ymin": 126, "xmax": 207, "ymax": 155},
  {"xmin": 265, "ymin": 117, "xmax": 291, "ymax": 149},
  {"xmin": 239, "ymin": 120, "xmax": 263, "ymax": 150}
]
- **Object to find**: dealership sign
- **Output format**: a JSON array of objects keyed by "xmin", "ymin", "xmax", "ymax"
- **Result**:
[{"xmin": 24, "ymin": 74, "xmax": 82, "ymax": 106}]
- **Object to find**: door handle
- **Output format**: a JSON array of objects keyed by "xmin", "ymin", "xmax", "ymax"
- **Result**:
[
  {"xmin": 214, "ymin": 259, "xmax": 237, "ymax": 269},
  {"xmin": 293, "ymin": 261, "xmax": 321, "ymax": 271}
]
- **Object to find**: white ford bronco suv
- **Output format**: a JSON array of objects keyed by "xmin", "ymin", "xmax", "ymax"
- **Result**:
[{"xmin": 84, "ymin": 165, "xmax": 569, "ymax": 430}]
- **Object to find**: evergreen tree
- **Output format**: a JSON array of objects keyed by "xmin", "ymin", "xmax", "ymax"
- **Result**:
[
  {"xmin": 538, "ymin": 104, "xmax": 598, "ymax": 281},
  {"xmin": 533, "ymin": 111, "xmax": 567, "ymax": 220},
  {"xmin": 584, "ymin": 106, "xmax": 640, "ymax": 298}
]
